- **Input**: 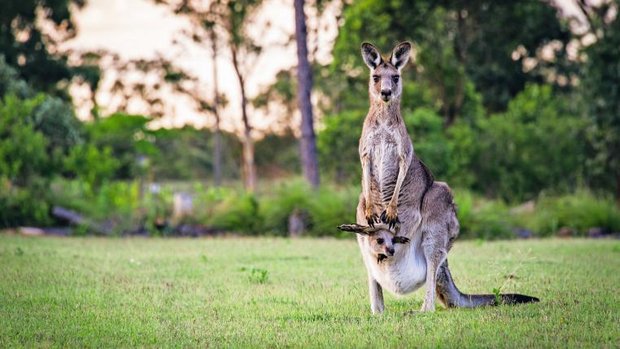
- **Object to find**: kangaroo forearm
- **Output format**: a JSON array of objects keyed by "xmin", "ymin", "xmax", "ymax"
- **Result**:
[
  {"xmin": 389, "ymin": 156, "xmax": 409, "ymax": 207},
  {"xmin": 361, "ymin": 155, "xmax": 372, "ymax": 204}
]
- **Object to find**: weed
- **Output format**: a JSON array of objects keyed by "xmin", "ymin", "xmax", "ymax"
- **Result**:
[{"xmin": 248, "ymin": 267, "xmax": 269, "ymax": 284}]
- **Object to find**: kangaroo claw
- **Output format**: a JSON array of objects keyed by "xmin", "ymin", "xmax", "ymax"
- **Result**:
[
  {"xmin": 380, "ymin": 209, "xmax": 399, "ymax": 229},
  {"xmin": 365, "ymin": 213, "xmax": 379, "ymax": 227}
]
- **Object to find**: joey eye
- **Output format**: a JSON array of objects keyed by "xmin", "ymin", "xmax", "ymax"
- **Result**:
[
  {"xmin": 392, "ymin": 75, "xmax": 399, "ymax": 83},
  {"xmin": 372, "ymin": 75, "xmax": 380, "ymax": 83},
  {"xmin": 376, "ymin": 238, "xmax": 384, "ymax": 245}
]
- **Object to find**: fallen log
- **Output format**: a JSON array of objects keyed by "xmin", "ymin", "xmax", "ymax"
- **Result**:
[{"xmin": 52, "ymin": 206, "xmax": 112, "ymax": 235}]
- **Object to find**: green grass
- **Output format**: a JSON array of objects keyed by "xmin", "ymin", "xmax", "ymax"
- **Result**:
[{"xmin": 0, "ymin": 236, "xmax": 618, "ymax": 348}]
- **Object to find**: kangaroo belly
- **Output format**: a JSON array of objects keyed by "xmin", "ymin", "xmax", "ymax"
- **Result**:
[{"xmin": 368, "ymin": 242, "xmax": 427, "ymax": 295}]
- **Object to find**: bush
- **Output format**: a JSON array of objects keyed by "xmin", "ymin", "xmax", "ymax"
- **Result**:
[
  {"xmin": 318, "ymin": 111, "xmax": 365, "ymax": 183},
  {"xmin": 453, "ymin": 189, "xmax": 514, "ymax": 239},
  {"xmin": 259, "ymin": 179, "xmax": 359, "ymax": 236},
  {"xmin": 207, "ymin": 191, "xmax": 261, "ymax": 234},
  {"xmin": 471, "ymin": 84, "xmax": 586, "ymax": 202},
  {"xmin": 517, "ymin": 190, "xmax": 620, "ymax": 236},
  {"xmin": 0, "ymin": 178, "xmax": 51, "ymax": 227}
]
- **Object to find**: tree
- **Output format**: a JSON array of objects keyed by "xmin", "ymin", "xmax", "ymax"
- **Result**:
[
  {"xmin": 0, "ymin": 0, "xmax": 95, "ymax": 98},
  {"xmin": 576, "ymin": 0, "xmax": 620, "ymax": 204},
  {"xmin": 294, "ymin": 0, "xmax": 320, "ymax": 188},
  {"xmin": 206, "ymin": 5, "xmax": 224, "ymax": 187},
  {"xmin": 325, "ymin": 0, "xmax": 573, "ymax": 122},
  {"xmin": 154, "ymin": 0, "xmax": 266, "ymax": 192},
  {"xmin": 471, "ymin": 84, "xmax": 586, "ymax": 202},
  {"xmin": 222, "ymin": 0, "xmax": 262, "ymax": 192}
]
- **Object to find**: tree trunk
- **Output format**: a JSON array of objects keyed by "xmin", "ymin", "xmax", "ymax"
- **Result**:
[
  {"xmin": 210, "ymin": 29, "xmax": 222, "ymax": 187},
  {"xmin": 231, "ymin": 46, "xmax": 257, "ymax": 192},
  {"xmin": 294, "ymin": 0, "xmax": 320, "ymax": 188}
]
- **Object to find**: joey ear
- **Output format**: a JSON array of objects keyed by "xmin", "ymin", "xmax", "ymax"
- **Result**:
[
  {"xmin": 338, "ymin": 223, "xmax": 368, "ymax": 234},
  {"xmin": 390, "ymin": 41, "xmax": 412, "ymax": 71},
  {"xmin": 338, "ymin": 223, "xmax": 377, "ymax": 235},
  {"xmin": 393, "ymin": 236, "xmax": 410, "ymax": 244},
  {"xmin": 361, "ymin": 42, "xmax": 382, "ymax": 69}
]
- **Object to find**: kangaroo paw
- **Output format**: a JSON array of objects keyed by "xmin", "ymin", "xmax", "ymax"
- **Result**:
[
  {"xmin": 365, "ymin": 210, "xmax": 379, "ymax": 228},
  {"xmin": 380, "ymin": 207, "xmax": 399, "ymax": 229}
]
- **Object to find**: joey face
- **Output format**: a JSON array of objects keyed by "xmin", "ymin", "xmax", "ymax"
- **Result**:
[
  {"xmin": 337, "ymin": 223, "xmax": 410, "ymax": 262},
  {"xmin": 368, "ymin": 229, "xmax": 396, "ymax": 259},
  {"xmin": 361, "ymin": 42, "xmax": 412, "ymax": 104}
]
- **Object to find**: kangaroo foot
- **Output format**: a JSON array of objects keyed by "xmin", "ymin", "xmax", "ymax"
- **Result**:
[{"xmin": 420, "ymin": 301, "xmax": 436, "ymax": 312}]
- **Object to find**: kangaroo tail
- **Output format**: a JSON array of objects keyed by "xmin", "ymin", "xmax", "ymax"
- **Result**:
[{"xmin": 436, "ymin": 260, "xmax": 540, "ymax": 308}]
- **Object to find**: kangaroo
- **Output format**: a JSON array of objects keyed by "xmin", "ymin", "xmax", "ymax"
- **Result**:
[{"xmin": 343, "ymin": 42, "xmax": 539, "ymax": 314}]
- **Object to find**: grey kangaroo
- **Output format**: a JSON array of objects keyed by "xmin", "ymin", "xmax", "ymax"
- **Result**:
[{"xmin": 340, "ymin": 41, "xmax": 539, "ymax": 314}]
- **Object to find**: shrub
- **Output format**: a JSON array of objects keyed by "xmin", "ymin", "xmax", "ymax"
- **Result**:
[
  {"xmin": 453, "ymin": 189, "xmax": 514, "ymax": 239},
  {"xmin": 471, "ymin": 84, "xmax": 586, "ymax": 202},
  {"xmin": 207, "ymin": 191, "xmax": 261, "ymax": 234},
  {"xmin": 517, "ymin": 190, "xmax": 620, "ymax": 236},
  {"xmin": 0, "ymin": 178, "xmax": 51, "ymax": 227},
  {"xmin": 259, "ymin": 179, "xmax": 359, "ymax": 237}
]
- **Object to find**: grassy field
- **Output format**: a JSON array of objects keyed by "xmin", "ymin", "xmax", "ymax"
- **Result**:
[{"xmin": 0, "ymin": 235, "xmax": 618, "ymax": 348}]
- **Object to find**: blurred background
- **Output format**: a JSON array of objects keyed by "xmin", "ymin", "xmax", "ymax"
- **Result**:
[{"xmin": 1, "ymin": 0, "xmax": 619, "ymax": 239}]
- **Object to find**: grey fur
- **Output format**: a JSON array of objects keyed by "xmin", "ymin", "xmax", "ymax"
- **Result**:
[{"xmin": 345, "ymin": 41, "xmax": 539, "ymax": 314}]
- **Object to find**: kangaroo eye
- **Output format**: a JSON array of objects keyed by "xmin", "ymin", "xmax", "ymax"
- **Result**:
[
  {"xmin": 376, "ymin": 238, "xmax": 384, "ymax": 245},
  {"xmin": 372, "ymin": 75, "xmax": 380, "ymax": 83},
  {"xmin": 392, "ymin": 75, "xmax": 399, "ymax": 83}
]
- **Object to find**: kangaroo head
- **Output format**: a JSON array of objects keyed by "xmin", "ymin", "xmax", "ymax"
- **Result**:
[
  {"xmin": 361, "ymin": 41, "xmax": 412, "ymax": 104},
  {"xmin": 338, "ymin": 223, "xmax": 410, "ymax": 261}
]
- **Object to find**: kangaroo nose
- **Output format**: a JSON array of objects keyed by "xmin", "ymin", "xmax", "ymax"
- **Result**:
[
  {"xmin": 380, "ymin": 89, "xmax": 391, "ymax": 98},
  {"xmin": 387, "ymin": 247, "xmax": 395, "ymax": 256}
]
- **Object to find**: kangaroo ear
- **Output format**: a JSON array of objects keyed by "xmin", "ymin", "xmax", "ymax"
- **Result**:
[
  {"xmin": 361, "ymin": 42, "xmax": 382, "ymax": 69},
  {"xmin": 338, "ymin": 223, "xmax": 375, "ymax": 235},
  {"xmin": 390, "ymin": 41, "xmax": 412, "ymax": 71}
]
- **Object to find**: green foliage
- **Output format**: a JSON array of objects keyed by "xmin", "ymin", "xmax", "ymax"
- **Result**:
[
  {"xmin": 64, "ymin": 144, "xmax": 120, "ymax": 189},
  {"xmin": 580, "ymin": 14, "xmax": 620, "ymax": 200},
  {"xmin": 453, "ymin": 187, "xmax": 620, "ymax": 239},
  {"xmin": 404, "ymin": 108, "xmax": 455, "ymax": 181},
  {"xmin": 0, "ymin": 94, "xmax": 48, "ymax": 185},
  {"xmin": 259, "ymin": 179, "xmax": 359, "ymax": 236},
  {"xmin": 208, "ymin": 191, "xmax": 261, "ymax": 234},
  {"xmin": 150, "ymin": 127, "xmax": 241, "ymax": 181},
  {"xmin": 453, "ymin": 189, "xmax": 513, "ymax": 240},
  {"xmin": 255, "ymin": 132, "xmax": 300, "ymax": 178},
  {"xmin": 31, "ymin": 96, "xmax": 84, "ymax": 155},
  {"xmin": 318, "ymin": 111, "xmax": 365, "ymax": 183},
  {"xmin": 472, "ymin": 84, "xmax": 586, "ymax": 202},
  {"xmin": 244, "ymin": 267, "xmax": 269, "ymax": 284},
  {"xmin": 517, "ymin": 191, "xmax": 620, "ymax": 237},
  {"xmin": 0, "ymin": 178, "xmax": 51, "ymax": 227},
  {"xmin": 0, "ymin": 56, "xmax": 32, "ymax": 98},
  {"xmin": 326, "ymin": 0, "xmax": 572, "ymax": 117},
  {"xmin": 86, "ymin": 114, "xmax": 158, "ymax": 179},
  {"xmin": 0, "ymin": 0, "xmax": 91, "ymax": 96}
]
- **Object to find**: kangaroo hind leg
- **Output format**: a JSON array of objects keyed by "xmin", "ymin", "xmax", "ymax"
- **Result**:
[{"xmin": 420, "ymin": 227, "xmax": 448, "ymax": 312}]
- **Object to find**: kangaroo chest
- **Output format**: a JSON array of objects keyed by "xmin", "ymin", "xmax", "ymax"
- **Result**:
[{"xmin": 366, "ymin": 126, "xmax": 402, "ymax": 201}]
